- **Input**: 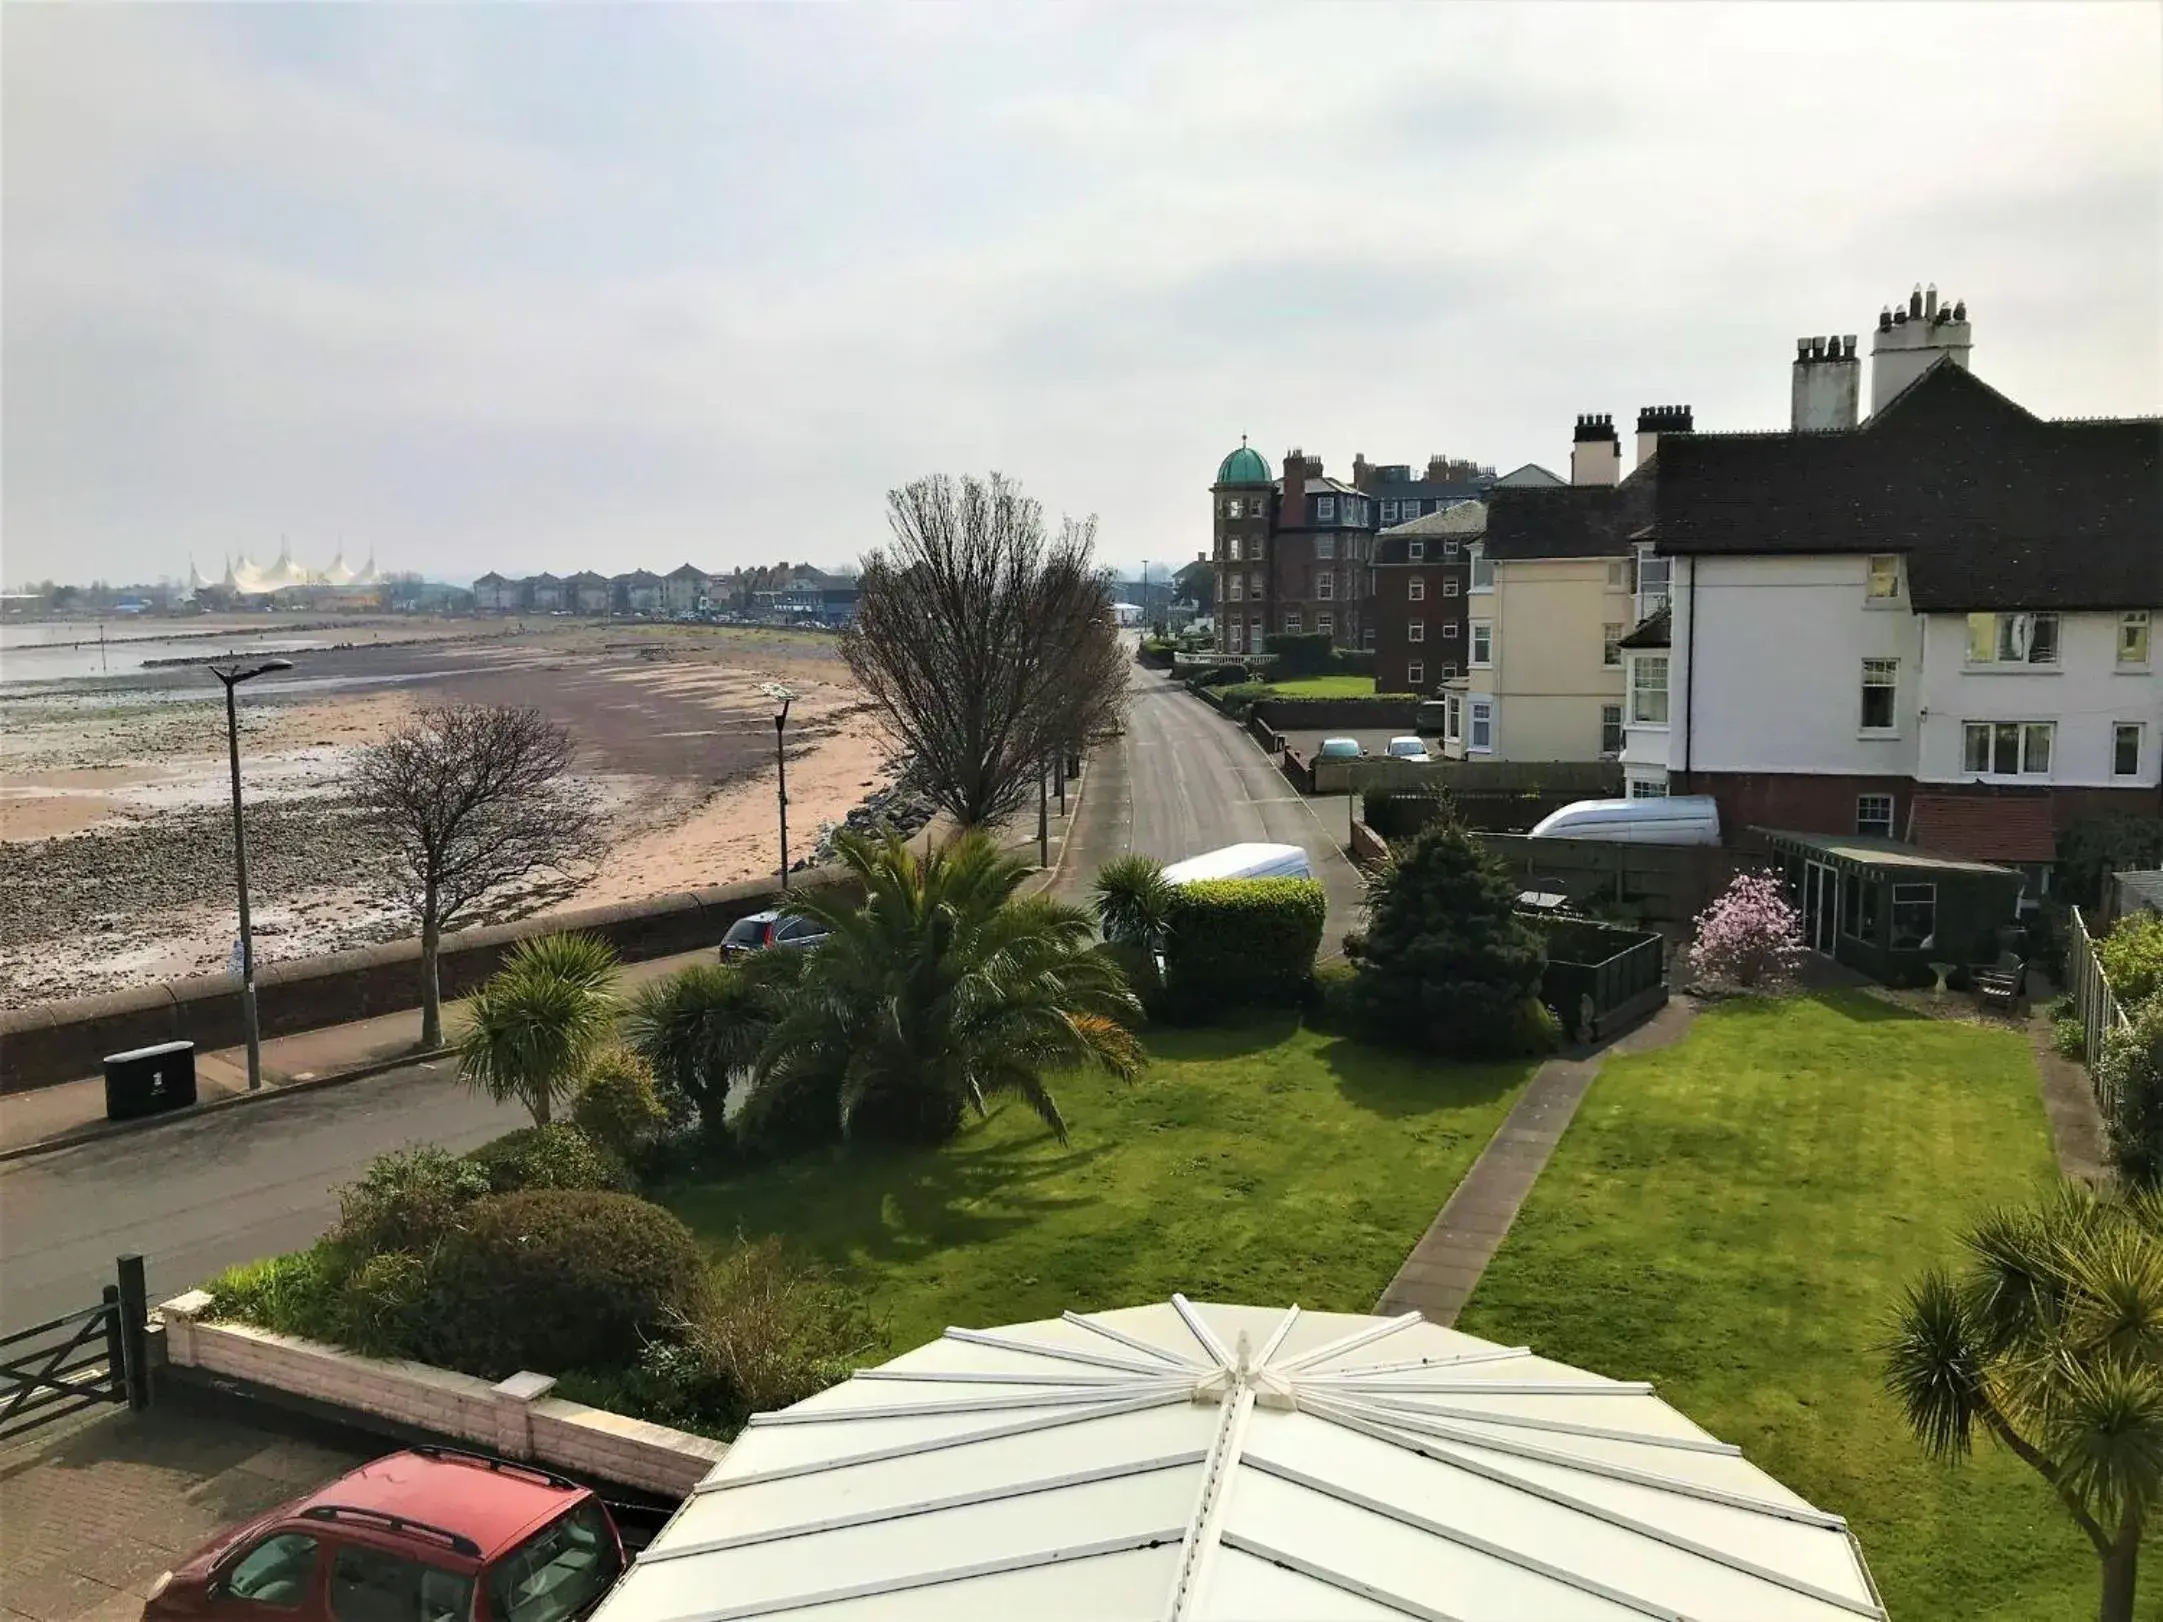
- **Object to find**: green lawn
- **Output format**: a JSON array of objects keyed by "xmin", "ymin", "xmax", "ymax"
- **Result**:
[
  {"xmin": 660, "ymin": 1019, "xmax": 1533, "ymax": 1356},
  {"xmin": 1456, "ymin": 992, "xmax": 2091, "ymax": 1622},
  {"xmin": 1261, "ymin": 674, "xmax": 1389, "ymax": 697}
]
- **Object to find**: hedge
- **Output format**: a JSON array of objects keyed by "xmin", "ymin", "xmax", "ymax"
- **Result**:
[{"xmin": 1162, "ymin": 878, "xmax": 1327, "ymax": 1013}]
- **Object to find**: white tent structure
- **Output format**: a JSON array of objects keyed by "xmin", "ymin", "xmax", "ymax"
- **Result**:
[{"xmin": 597, "ymin": 1297, "xmax": 1883, "ymax": 1622}]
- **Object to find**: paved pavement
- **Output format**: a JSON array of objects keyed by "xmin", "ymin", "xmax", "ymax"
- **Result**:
[
  {"xmin": 0, "ymin": 1405, "xmax": 370, "ymax": 1622},
  {"xmin": 1376, "ymin": 996, "xmax": 1700, "ymax": 1326},
  {"xmin": 1056, "ymin": 661, "xmax": 1369, "ymax": 951}
]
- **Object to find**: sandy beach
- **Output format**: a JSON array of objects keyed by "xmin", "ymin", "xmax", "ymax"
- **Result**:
[{"xmin": 0, "ymin": 617, "xmax": 896, "ymax": 1008}]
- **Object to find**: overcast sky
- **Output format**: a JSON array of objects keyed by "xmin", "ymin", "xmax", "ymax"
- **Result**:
[{"xmin": 6, "ymin": 3, "xmax": 2158, "ymax": 588}]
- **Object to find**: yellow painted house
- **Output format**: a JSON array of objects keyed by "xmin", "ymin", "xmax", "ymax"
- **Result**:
[{"xmin": 1441, "ymin": 413, "xmax": 1679, "ymax": 762}]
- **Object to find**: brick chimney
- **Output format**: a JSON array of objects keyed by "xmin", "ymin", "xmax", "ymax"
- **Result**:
[
  {"xmin": 1569, "ymin": 415, "xmax": 1620, "ymax": 486},
  {"xmin": 1634, "ymin": 405, "xmax": 1694, "ymax": 470},
  {"xmin": 1281, "ymin": 450, "xmax": 1308, "ymax": 528},
  {"xmin": 1352, "ymin": 453, "xmax": 1372, "ymax": 493}
]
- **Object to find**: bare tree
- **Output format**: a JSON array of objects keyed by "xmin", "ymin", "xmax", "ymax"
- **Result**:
[
  {"xmin": 353, "ymin": 705, "xmax": 603, "ymax": 1048},
  {"xmin": 844, "ymin": 473, "xmax": 1126, "ymax": 827}
]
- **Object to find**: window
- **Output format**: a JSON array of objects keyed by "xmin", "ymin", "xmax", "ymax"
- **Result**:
[
  {"xmin": 1362, "ymin": 626, "xmax": 1375, "ymax": 649},
  {"xmin": 1226, "ymin": 498, "xmax": 1243, "ymax": 519},
  {"xmin": 1442, "ymin": 621, "xmax": 1460, "ymax": 638},
  {"xmin": 1856, "ymin": 794, "xmax": 1894, "ymax": 837},
  {"xmin": 1601, "ymin": 704, "xmax": 1624, "ymax": 755},
  {"xmin": 1316, "ymin": 572, "xmax": 1334, "ymax": 600},
  {"xmin": 1602, "ymin": 623, "xmax": 1624, "ymax": 667},
  {"xmin": 1316, "ymin": 612, "xmax": 1333, "ymax": 637},
  {"xmin": 1866, "ymin": 555, "xmax": 1900, "ymax": 599},
  {"xmin": 1633, "ymin": 545, "xmax": 1671, "ymax": 618},
  {"xmin": 1248, "ymin": 617, "xmax": 1262, "ymax": 650},
  {"xmin": 1315, "ymin": 496, "xmax": 1336, "ymax": 522},
  {"xmin": 2116, "ymin": 723, "xmax": 2144, "ymax": 777},
  {"xmin": 1468, "ymin": 698, "xmax": 1494, "ymax": 751},
  {"xmin": 1250, "ymin": 571, "xmax": 1262, "ymax": 598},
  {"xmin": 1283, "ymin": 611, "xmax": 1301, "ymax": 634},
  {"xmin": 1470, "ymin": 621, "xmax": 1492, "ymax": 666},
  {"xmin": 1227, "ymin": 623, "xmax": 1243, "ymax": 653},
  {"xmin": 1443, "ymin": 578, "xmax": 1460, "ymax": 597},
  {"xmin": 1314, "ymin": 533, "xmax": 1336, "ymax": 560},
  {"xmin": 223, "ymin": 1534, "xmax": 320, "ymax": 1609},
  {"xmin": 1442, "ymin": 539, "xmax": 1461, "ymax": 558},
  {"xmin": 1408, "ymin": 620, "xmax": 1425, "ymax": 643},
  {"xmin": 1628, "ymin": 777, "xmax": 1666, "ymax": 800},
  {"xmin": 1630, "ymin": 655, "xmax": 1669, "ymax": 725},
  {"xmin": 1227, "ymin": 536, "xmax": 1242, "ymax": 562},
  {"xmin": 1891, "ymin": 883, "xmax": 1936, "ymax": 951},
  {"xmin": 1408, "ymin": 540, "xmax": 1426, "ymax": 562},
  {"xmin": 1405, "ymin": 501, "xmax": 1424, "ymax": 519},
  {"xmin": 1860, "ymin": 658, "xmax": 1898, "ymax": 731},
  {"xmin": 1967, "ymin": 611, "xmax": 2061, "ymax": 664},
  {"xmin": 1406, "ymin": 661, "xmax": 1424, "ymax": 687},
  {"xmin": 1445, "ymin": 693, "xmax": 1462, "ymax": 741},
  {"xmin": 1469, "ymin": 545, "xmax": 1494, "ymax": 591},
  {"xmin": 2122, "ymin": 612, "xmax": 2153, "ymax": 664},
  {"xmin": 1606, "ymin": 559, "xmax": 1628, "ymax": 591},
  {"xmin": 330, "ymin": 1544, "xmax": 475, "ymax": 1622},
  {"xmin": 1439, "ymin": 661, "xmax": 1458, "ymax": 677},
  {"xmin": 1839, "ymin": 873, "xmax": 1881, "ymax": 941},
  {"xmin": 489, "ymin": 1503, "xmax": 624, "ymax": 1622},
  {"xmin": 1228, "ymin": 575, "xmax": 1244, "ymax": 601},
  {"xmin": 1381, "ymin": 500, "xmax": 1399, "ymax": 522},
  {"xmin": 1408, "ymin": 577, "xmax": 1426, "ymax": 601},
  {"xmin": 1962, "ymin": 720, "xmax": 2054, "ymax": 776}
]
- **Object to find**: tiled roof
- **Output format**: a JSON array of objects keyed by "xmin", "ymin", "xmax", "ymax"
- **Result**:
[
  {"xmin": 1618, "ymin": 606, "xmax": 1671, "ymax": 649},
  {"xmin": 1654, "ymin": 361, "xmax": 2161, "ymax": 611},
  {"xmin": 1484, "ymin": 470, "xmax": 1657, "ymax": 561},
  {"xmin": 1381, "ymin": 501, "xmax": 1487, "ymax": 537},
  {"xmin": 1907, "ymin": 792, "xmax": 2058, "ymax": 865},
  {"xmin": 1491, "ymin": 462, "xmax": 1566, "ymax": 488}
]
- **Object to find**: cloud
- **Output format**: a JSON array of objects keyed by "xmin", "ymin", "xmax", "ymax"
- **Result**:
[{"xmin": 3, "ymin": 2, "xmax": 2158, "ymax": 584}]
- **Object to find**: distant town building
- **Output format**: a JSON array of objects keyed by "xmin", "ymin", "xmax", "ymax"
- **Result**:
[
  {"xmin": 473, "ymin": 572, "xmax": 518, "ymax": 613},
  {"xmin": 566, "ymin": 571, "xmax": 612, "ymax": 615},
  {"xmin": 612, "ymin": 569, "xmax": 665, "ymax": 615},
  {"xmin": 663, "ymin": 564, "xmax": 710, "ymax": 615}
]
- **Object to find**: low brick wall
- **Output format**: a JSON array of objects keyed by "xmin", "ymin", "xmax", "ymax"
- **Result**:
[
  {"xmin": 1247, "ymin": 713, "xmax": 1283, "ymax": 755},
  {"xmin": 1349, "ymin": 818, "xmax": 1390, "ymax": 865},
  {"xmin": 159, "ymin": 1292, "xmax": 725, "ymax": 1498},
  {"xmin": 1, "ymin": 867, "xmax": 854, "ymax": 1093}
]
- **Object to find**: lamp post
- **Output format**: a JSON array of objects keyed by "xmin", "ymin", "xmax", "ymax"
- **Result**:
[
  {"xmin": 765, "ymin": 684, "xmax": 795, "ymax": 889},
  {"xmin": 209, "ymin": 658, "xmax": 293, "ymax": 1090}
]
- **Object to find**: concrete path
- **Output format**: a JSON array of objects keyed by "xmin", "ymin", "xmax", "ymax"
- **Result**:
[
  {"xmin": 1376, "ymin": 997, "xmax": 1700, "ymax": 1326},
  {"xmin": 2027, "ymin": 1016, "xmax": 2111, "ymax": 1186}
]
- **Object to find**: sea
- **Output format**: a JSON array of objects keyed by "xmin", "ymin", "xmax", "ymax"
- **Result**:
[{"xmin": 0, "ymin": 620, "xmax": 333, "ymax": 690}]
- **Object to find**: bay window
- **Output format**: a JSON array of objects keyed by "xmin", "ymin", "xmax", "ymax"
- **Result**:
[
  {"xmin": 1468, "ymin": 545, "xmax": 1493, "ymax": 592},
  {"xmin": 1629, "ymin": 655, "xmax": 1669, "ymax": 725},
  {"xmin": 1470, "ymin": 621, "xmax": 1492, "ymax": 666},
  {"xmin": 1468, "ymin": 698, "xmax": 1494, "ymax": 752}
]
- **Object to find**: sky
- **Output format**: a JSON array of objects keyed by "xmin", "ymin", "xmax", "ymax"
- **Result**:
[{"xmin": 5, "ymin": 3, "xmax": 2159, "ymax": 588}]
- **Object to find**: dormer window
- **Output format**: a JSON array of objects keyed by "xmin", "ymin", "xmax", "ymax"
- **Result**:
[
  {"xmin": 1315, "ymin": 496, "xmax": 1336, "ymax": 522},
  {"xmin": 2121, "ymin": 612, "xmax": 2153, "ymax": 665},
  {"xmin": 1866, "ymin": 555, "xmax": 1900, "ymax": 599}
]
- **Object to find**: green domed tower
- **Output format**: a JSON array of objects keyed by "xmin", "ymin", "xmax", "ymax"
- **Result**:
[{"xmin": 1211, "ymin": 436, "xmax": 1274, "ymax": 654}]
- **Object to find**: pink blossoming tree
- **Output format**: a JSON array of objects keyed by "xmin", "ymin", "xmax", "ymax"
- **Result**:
[{"xmin": 1688, "ymin": 871, "xmax": 1806, "ymax": 990}]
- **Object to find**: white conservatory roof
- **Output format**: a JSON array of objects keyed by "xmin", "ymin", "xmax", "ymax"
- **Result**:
[{"xmin": 594, "ymin": 1297, "xmax": 1884, "ymax": 1622}]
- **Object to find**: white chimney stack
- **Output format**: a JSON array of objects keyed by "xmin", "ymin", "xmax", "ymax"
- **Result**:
[
  {"xmin": 1870, "ymin": 285, "xmax": 1972, "ymax": 414},
  {"xmin": 1791, "ymin": 335, "xmax": 1861, "ymax": 432},
  {"xmin": 1569, "ymin": 414, "xmax": 1620, "ymax": 486}
]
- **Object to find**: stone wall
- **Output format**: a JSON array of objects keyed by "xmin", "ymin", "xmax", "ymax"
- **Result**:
[
  {"xmin": 159, "ymin": 1291, "xmax": 725, "ymax": 1498},
  {"xmin": 0, "ymin": 868, "xmax": 853, "ymax": 1092}
]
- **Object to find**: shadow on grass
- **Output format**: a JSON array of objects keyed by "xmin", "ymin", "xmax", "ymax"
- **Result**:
[
  {"xmin": 659, "ymin": 1123, "xmax": 1112, "ymax": 1276},
  {"xmin": 1141, "ymin": 1011, "xmax": 1307, "ymax": 1061},
  {"xmin": 1314, "ymin": 1034, "xmax": 1530, "ymax": 1119},
  {"xmin": 1706, "ymin": 988, "xmax": 1928, "ymax": 1027}
]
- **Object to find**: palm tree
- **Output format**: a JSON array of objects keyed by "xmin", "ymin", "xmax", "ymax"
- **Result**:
[
  {"xmin": 622, "ymin": 952, "xmax": 802, "ymax": 1138},
  {"xmin": 1091, "ymin": 853, "xmax": 1176, "ymax": 948},
  {"xmin": 1883, "ymin": 1185, "xmax": 2163, "ymax": 1622},
  {"xmin": 454, "ymin": 933, "xmax": 619, "ymax": 1126},
  {"xmin": 748, "ymin": 830, "xmax": 1144, "ymax": 1148}
]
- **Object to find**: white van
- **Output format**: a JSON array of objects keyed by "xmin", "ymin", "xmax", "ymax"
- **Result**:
[
  {"xmin": 1528, "ymin": 795, "xmax": 1722, "ymax": 847},
  {"xmin": 1160, "ymin": 842, "xmax": 1315, "ymax": 885}
]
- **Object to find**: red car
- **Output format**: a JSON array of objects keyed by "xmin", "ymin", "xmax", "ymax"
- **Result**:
[{"xmin": 143, "ymin": 1447, "xmax": 626, "ymax": 1622}]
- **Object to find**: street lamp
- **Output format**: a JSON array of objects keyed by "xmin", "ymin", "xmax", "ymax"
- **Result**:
[
  {"xmin": 209, "ymin": 658, "xmax": 293, "ymax": 1090},
  {"xmin": 764, "ymin": 683, "xmax": 795, "ymax": 889}
]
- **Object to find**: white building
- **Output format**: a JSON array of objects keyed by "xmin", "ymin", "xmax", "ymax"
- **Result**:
[{"xmin": 1625, "ymin": 290, "xmax": 2158, "ymax": 878}]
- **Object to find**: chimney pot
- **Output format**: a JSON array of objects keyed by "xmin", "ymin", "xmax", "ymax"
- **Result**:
[
  {"xmin": 1952, "ymin": 299, "xmax": 1966, "ymax": 321},
  {"xmin": 1908, "ymin": 285, "xmax": 1923, "ymax": 318}
]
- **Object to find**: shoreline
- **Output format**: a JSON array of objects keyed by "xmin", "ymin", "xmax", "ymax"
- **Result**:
[{"xmin": 0, "ymin": 621, "xmax": 895, "ymax": 1010}]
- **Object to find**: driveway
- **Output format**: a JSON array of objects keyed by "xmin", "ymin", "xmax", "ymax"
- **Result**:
[{"xmin": 1056, "ymin": 661, "xmax": 1368, "ymax": 951}]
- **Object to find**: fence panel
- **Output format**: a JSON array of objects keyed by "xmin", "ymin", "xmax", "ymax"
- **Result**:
[{"xmin": 2066, "ymin": 906, "xmax": 2133, "ymax": 1118}]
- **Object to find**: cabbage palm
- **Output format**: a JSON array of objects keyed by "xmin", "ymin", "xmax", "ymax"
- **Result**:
[
  {"xmin": 1883, "ymin": 1185, "xmax": 2163, "ymax": 1622},
  {"xmin": 454, "ymin": 933, "xmax": 619, "ymax": 1126},
  {"xmin": 622, "ymin": 952, "xmax": 802, "ymax": 1136},
  {"xmin": 1091, "ymin": 853, "xmax": 1177, "ymax": 948},
  {"xmin": 749, "ymin": 830, "xmax": 1144, "ymax": 1148}
]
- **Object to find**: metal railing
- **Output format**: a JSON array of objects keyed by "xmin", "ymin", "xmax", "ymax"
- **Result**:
[
  {"xmin": 0, "ymin": 1255, "xmax": 150, "ymax": 1445},
  {"xmin": 2066, "ymin": 906, "xmax": 2135, "ymax": 1117}
]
